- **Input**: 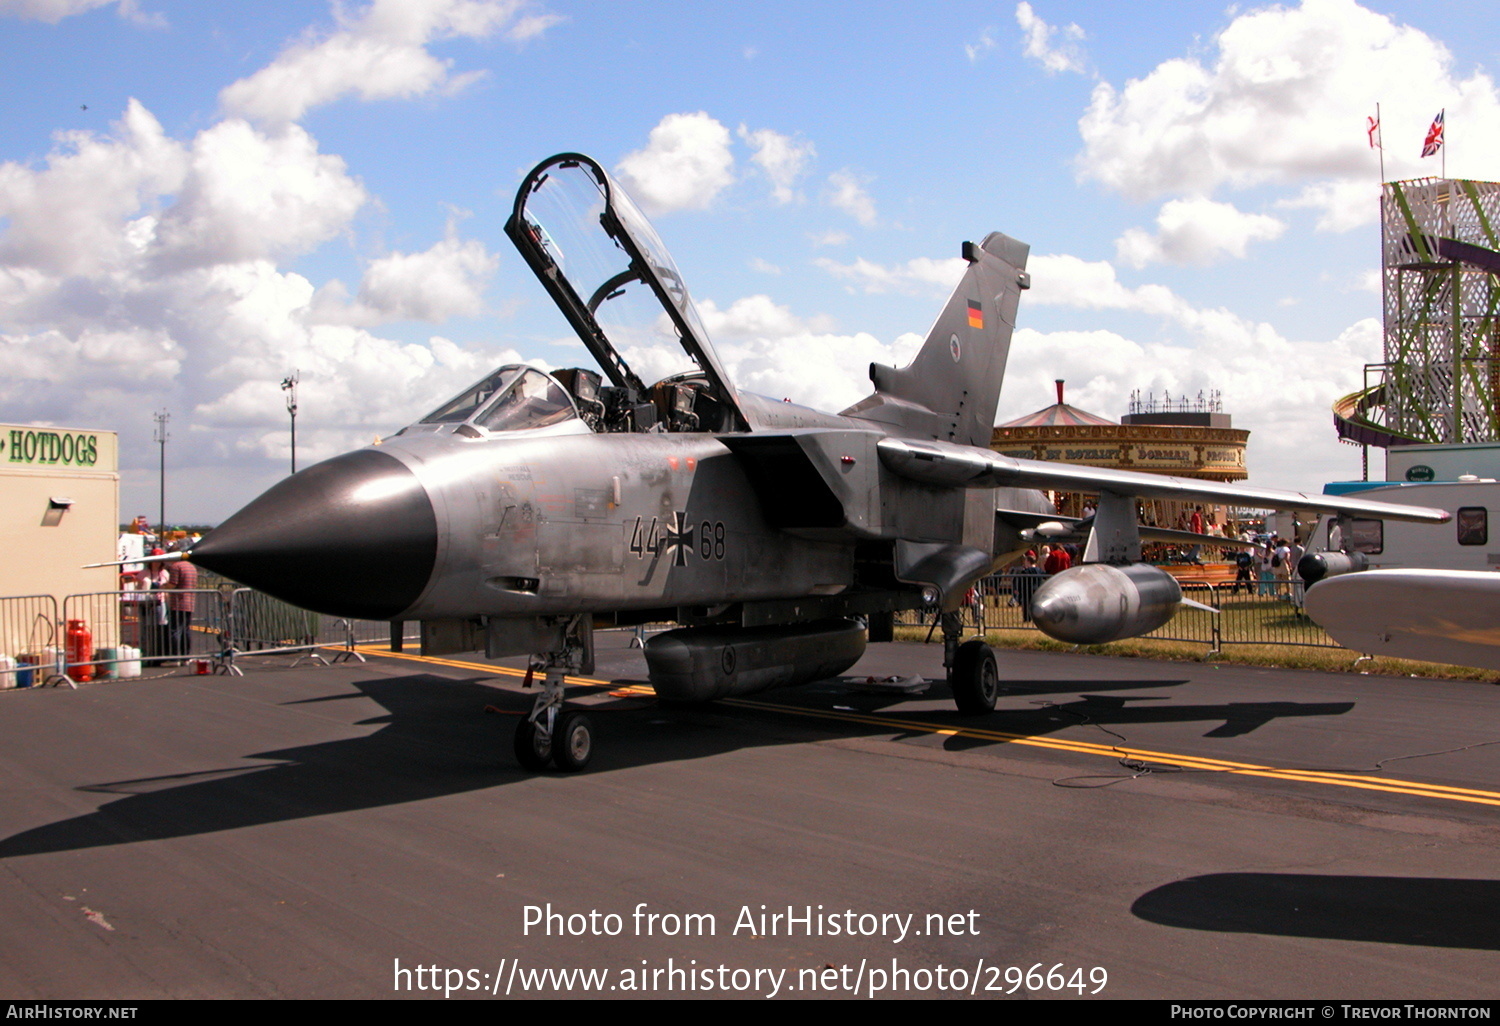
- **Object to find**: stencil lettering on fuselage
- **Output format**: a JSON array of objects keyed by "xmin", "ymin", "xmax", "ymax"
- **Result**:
[{"xmin": 629, "ymin": 510, "xmax": 727, "ymax": 584}]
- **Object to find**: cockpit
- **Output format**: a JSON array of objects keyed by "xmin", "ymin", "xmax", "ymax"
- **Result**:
[{"xmin": 417, "ymin": 365, "xmax": 584, "ymax": 435}]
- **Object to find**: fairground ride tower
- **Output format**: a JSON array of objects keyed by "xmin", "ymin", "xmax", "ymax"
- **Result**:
[{"xmin": 1335, "ymin": 178, "xmax": 1500, "ymax": 474}]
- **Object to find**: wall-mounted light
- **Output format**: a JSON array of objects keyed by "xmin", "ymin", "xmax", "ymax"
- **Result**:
[{"xmin": 41, "ymin": 496, "xmax": 74, "ymax": 527}]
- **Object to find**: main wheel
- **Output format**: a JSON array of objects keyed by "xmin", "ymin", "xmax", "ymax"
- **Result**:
[
  {"xmin": 552, "ymin": 712, "xmax": 594, "ymax": 772},
  {"xmin": 514, "ymin": 717, "xmax": 553, "ymax": 770},
  {"xmin": 951, "ymin": 639, "xmax": 999, "ymax": 715}
]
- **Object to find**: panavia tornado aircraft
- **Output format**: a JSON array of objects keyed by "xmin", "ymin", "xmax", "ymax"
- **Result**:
[{"xmin": 187, "ymin": 152, "xmax": 1451, "ymax": 772}]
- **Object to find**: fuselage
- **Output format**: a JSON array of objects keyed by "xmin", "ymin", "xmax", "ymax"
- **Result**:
[{"xmin": 380, "ymin": 421, "xmax": 855, "ymax": 620}]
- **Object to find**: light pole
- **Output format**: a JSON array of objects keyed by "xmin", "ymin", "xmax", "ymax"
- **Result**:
[
  {"xmin": 281, "ymin": 372, "xmax": 299, "ymax": 474},
  {"xmin": 152, "ymin": 409, "xmax": 169, "ymax": 540}
]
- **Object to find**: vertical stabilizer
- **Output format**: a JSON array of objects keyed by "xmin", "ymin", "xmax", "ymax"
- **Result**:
[{"xmin": 843, "ymin": 232, "xmax": 1030, "ymax": 446}]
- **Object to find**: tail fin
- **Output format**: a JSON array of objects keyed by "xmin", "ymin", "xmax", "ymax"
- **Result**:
[{"xmin": 842, "ymin": 232, "xmax": 1029, "ymax": 447}]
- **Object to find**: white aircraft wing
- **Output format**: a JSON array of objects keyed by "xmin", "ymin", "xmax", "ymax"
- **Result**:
[{"xmin": 1304, "ymin": 569, "xmax": 1500, "ymax": 672}]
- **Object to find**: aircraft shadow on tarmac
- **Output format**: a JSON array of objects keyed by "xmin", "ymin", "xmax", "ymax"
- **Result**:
[
  {"xmin": 785, "ymin": 677, "xmax": 1354, "ymax": 742},
  {"xmin": 0, "ymin": 670, "xmax": 1355, "ymax": 859},
  {"xmin": 1132, "ymin": 873, "xmax": 1500, "ymax": 950}
]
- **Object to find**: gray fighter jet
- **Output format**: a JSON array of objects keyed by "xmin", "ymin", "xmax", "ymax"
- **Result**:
[{"xmin": 189, "ymin": 152, "xmax": 1450, "ymax": 771}]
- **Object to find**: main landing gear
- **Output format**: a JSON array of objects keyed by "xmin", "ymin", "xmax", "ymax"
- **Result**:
[
  {"xmin": 940, "ymin": 609, "xmax": 998, "ymax": 715},
  {"xmin": 513, "ymin": 615, "xmax": 595, "ymax": 772}
]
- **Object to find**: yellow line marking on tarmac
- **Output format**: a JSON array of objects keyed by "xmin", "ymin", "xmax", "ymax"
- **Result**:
[
  {"xmin": 352, "ymin": 646, "xmax": 630, "ymax": 692},
  {"xmin": 353, "ymin": 646, "xmax": 1500, "ymax": 808}
]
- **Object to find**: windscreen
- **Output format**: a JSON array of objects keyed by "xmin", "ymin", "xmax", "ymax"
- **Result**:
[
  {"xmin": 420, "ymin": 364, "xmax": 578, "ymax": 432},
  {"xmin": 474, "ymin": 368, "xmax": 577, "ymax": 431},
  {"xmin": 421, "ymin": 366, "xmax": 523, "ymax": 424}
]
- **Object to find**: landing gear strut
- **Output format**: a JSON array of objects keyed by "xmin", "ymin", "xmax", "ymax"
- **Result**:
[
  {"xmin": 514, "ymin": 614, "xmax": 596, "ymax": 772},
  {"xmin": 942, "ymin": 610, "xmax": 998, "ymax": 714}
]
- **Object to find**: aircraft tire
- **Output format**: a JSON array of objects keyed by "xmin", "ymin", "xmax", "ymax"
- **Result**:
[
  {"xmin": 514, "ymin": 718, "xmax": 553, "ymax": 771},
  {"xmin": 951, "ymin": 640, "xmax": 999, "ymax": 715},
  {"xmin": 552, "ymin": 712, "xmax": 594, "ymax": 772}
]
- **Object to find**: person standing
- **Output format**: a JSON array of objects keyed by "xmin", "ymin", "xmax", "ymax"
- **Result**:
[
  {"xmin": 1258, "ymin": 540, "xmax": 1277, "ymax": 597},
  {"xmin": 165, "ymin": 554, "xmax": 199, "ymax": 663},
  {"xmin": 141, "ymin": 550, "xmax": 170, "ymax": 665},
  {"xmin": 1012, "ymin": 551, "xmax": 1045, "ymax": 622},
  {"xmin": 1274, "ymin": 536, "xmax": 1294, "ymax": 601},
  {"xmin": 1232, "ymin": 549, "xmax": 1254, "ymax": 595}
]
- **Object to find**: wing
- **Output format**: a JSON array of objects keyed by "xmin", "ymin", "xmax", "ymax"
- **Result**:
[
  {"xmin": 875, "ymin": 437, "xmax": 1452, "ymax": 525},
  {"xmin": 1304, "ymin": 569, "xmax": 1500, "ymax": 671}
]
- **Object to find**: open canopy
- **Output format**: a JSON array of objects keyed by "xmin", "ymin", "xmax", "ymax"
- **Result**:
[{"xmin": 505, "ymin": 153, "xmax": 745, "ymax": 431}]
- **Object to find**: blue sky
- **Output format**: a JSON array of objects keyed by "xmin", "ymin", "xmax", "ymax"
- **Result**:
[{"xmin": 1, "ymin": 0, "xmax": 1496, "ymax": 522}]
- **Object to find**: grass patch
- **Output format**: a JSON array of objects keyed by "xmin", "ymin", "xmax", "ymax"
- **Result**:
[{"xmin": 891, "ymin": 625, "xmax": 1500, "ymax": 683}]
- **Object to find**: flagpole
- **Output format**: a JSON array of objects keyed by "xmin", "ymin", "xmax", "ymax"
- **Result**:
[
  {"xmin": 1441, "ymin": 107, "xmax": 1446, "ymax": 179},
  {"xmin": 1377, "ymin": 102, "xmax": 1385, "ymax": 182}
]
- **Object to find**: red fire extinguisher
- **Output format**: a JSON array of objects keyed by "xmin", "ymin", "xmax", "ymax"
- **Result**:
[{"xmin": 66, "ymin": 619, "xmax": 93, "ymax": 683}]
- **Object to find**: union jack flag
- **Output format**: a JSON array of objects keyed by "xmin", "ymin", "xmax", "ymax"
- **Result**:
[{"xmin": 1421, "ymin": 110, "xmax": 1444, "ymax": 158}]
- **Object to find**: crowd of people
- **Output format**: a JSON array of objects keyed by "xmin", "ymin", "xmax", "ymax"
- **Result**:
[
  {"xmin": 1000, "ymin": 543, "xmax": 1081, "ymax": 623},
  {"xmin": 1231, "ymin": 533, "xmax": 1304, "ymax": 600},
  {"xmin": 120, "ymin": 517, "xmax": 202, "ymax": 665}
]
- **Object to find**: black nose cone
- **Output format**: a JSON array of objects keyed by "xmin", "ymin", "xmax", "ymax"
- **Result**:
[{"xmin": 193, "ymin": 448, "xmax": 437, "ymax": 620}]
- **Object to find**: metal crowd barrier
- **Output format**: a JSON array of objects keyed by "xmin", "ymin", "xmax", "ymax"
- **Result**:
[
  {"xmin": 59, "ymin": 588, "xmax": 228, "ymax": 682},
  {"xmin": 1, "ymin": 567, "xmax": 1346, "ymax": 690},
  {"xmin": 0, "ymin": 594, "xmax": 62, "ymax": 687},
  {"xmin": 898, "ymin": 571, "xmax": 1341, "ymax": 654}
]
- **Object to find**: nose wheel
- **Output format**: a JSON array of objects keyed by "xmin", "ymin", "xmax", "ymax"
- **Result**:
[
  {"xmin": 514, "ymin": 663, "xmax": 596, "ymax": 772},
  {"xmin": 513, "ymin": 715, "xmax": 554, "ymax": 770}
]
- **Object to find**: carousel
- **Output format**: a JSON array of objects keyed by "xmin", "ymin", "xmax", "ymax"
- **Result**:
[{"xmin": 990, "ymin": 382, "xmax": 1251, "ymax": 538}]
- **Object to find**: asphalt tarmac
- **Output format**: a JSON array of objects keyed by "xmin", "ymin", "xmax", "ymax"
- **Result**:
[{"xmin": 1, "ymin": 633, "xmax": 1498, "ymax": 1000}]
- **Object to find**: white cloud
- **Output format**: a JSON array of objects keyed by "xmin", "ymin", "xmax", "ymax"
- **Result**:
[
  {"xmin": 814, "ymin": 254, "xmax": 968, "ymax": 296},
  {"xmin": 687, "ymin": 293, "xmax": 922, "ymax": 412},
  {"xmin": 1076, "ymin": 0, "xmax": 1500, "ymax": 229},
  {"xmin": 1115, "ymin": 196, "xmax": 1286, "ymax": 268},
  {"xmin": 825, "ymin": 170, "xmax": 877, "ymax": 226},
  {"xmin": 616, "ymin": 112, "xmax": 735, "ymax": 216},
  {"xmin": 1027, "ymin": 252, "xmax": 1282, "ymax": 350},
  {"xmin": 314, "ymin": 235, "xmax": 498, "ymax": 324},
  {"xmin": 0, "ymin": 100, "xmax": 187, "ymax": 277},
  {"xmin": 1015, "ymin": 2, "xmax": 1086, "ymax": 75},
  {"xmin": 695, "ymin": 294, "xmax": 835, "ymax": 339},
  {"xmin": 0, "ymin": 326, "xmax": 181, "ymax": 390},
  {"xmin": 722, "ymin": 329, "xmax": 924, "ymax": 413},
  {"xmin": 150, "ymin": 119, "xmax": 366, "ymax": 270},
  {"xmin": 808, "ymin": 230, "xmax": 850, "ymax": 247},
  {"xmin": 748, "ymin": 257, "xmax": 781, "ymax": 275},
  {"xmin": 506, "ymin": 11, "xmax": 563, "ymax": 40},
  {"xmin": 965, "ymin": 27, "xmax": 998, "ymax": 64},
  {"xmin": 737, "ymin": 125, "xmax": 815, "ymax": 204},
  {"xmin": 0, "ymin": 0, "xmax": 142, "ymax": 22},
  {"xmin": 0, "ymin": 97, "xmax": 508, "ymax": 518},
  {"xmin": 219, "ymin": 0, "xmax": 560, "ymax": 126},
  {"xmin": 1275, "ymin": 178, "xmax": 1381, "ymax": 233}
]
